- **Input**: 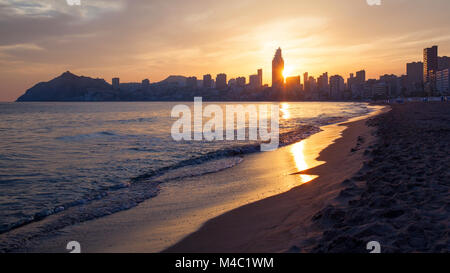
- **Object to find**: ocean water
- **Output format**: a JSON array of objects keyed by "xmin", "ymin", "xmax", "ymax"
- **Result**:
[{"xmin": 0, "ymin": 101, "xmax": 375, "ymax": 233}]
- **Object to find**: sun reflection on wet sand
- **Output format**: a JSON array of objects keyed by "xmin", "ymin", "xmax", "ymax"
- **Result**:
[{"xmin": 290, "ymin": 140, "xmax": 318, "ymax": 184}]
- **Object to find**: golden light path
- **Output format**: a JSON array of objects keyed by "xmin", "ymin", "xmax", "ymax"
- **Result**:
[
  {"xmin": 290, "ymin": 141, "xmax": 318, "ymax": 184},
  {"xmin": 280, "ymin": 102, "xmax": 318, "ymax": 184}
]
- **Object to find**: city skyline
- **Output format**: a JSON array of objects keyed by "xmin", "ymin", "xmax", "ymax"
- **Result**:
[{"xmin": 1, "ymin": 0, "xmax": 450, "ymax": 101}]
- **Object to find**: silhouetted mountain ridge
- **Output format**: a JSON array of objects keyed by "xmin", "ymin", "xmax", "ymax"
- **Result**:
[{"xmin": 16, "ymin": 71, "xmax": 115, "ymax": 101}]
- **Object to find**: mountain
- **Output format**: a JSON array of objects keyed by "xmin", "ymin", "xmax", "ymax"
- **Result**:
[
  {"xmin": 159, "ymin": 75, "xmax": 187, "ymax": 87},
  {"xmin": 16, "ymin": 71, "xmax": 115, "ymax": 101}
]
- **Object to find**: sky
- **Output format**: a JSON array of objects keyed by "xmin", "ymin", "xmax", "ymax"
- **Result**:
[{"xmin": 1, "ymin": 0, "xmax": 450, "ymax": 101}]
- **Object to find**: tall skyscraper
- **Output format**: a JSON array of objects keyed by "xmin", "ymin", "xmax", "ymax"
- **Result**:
[
  {"xmin": 423, "ymin": 45, "xmax": 438, "ymax": 83},
  {"xmin": 203, "ymin": 74, "xmax": 212, "ymax": 88},
  {"xmin": 112, "ymin": 77, "xmax": 120, "ymax": 90},
  {"xmin": 257, "ymin": 69, "xmax": 263, "ymax": 87},
  {"xmin": 303, "ymin": 72, "xmax": 309, "ymax": 91},
  {"xmin": 216, "ymin": 73, "xmax": 227, "ymax": 90},
  {"xmin": 329, "ymin": 75, "xmax": 345, "ymax": 100},
  {"xmin": 272, "ymin": 47, "xmax": 284, "ymax": 89}
]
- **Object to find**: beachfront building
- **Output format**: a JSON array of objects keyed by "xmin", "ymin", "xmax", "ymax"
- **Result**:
[
  {"xmin": 249, "ymin": 74, "xmax": 260, "ymax": 89},
  {"xmin": 329, "ymin": 75, "xmax": 345, "ymax": 100},
  {"xmin": 203, "ymin": 74, "xmax": 212, "ymax": 89},
  {"xmin": 236, "ymin": 77, "xmax": 246, "ymax": 87},
  {"xmin": 141, "ymin": 79, "xmax": 150, "ymax": 89},
  {"xmin": 285, "ymin": 76, "xmax": 301, "ymax": 91},
  {"xmin": 112, "ymin": 77, "xmax": 120, "ymax": 90},
  {"xmin": 186, "ymin": 76, "xmax": 197, "ymax": 89},
  {"xmin": 257, "ymin": 69, "xmax": 263, "ymax": 87},
  {"xmin": 272, "ymin": 47, "xmax": 284, "ymax": 89},
  {"xmin": 216, "ymin": 73, "xmax": 227, "ymax": 90},
  {"xmin": 424, "ymin": 46, "xmax": 438, "ymax": 84},
  {"xmin": 436, "ymin": 69, "xmax": 449, "ymax": 95}
]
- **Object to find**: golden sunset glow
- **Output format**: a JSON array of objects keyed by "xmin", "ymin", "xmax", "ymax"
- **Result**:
[
  {"xmin": 282, "ymin": 66, "xmax": 294, "ymax": 79},
  {"xmin": 1, "ymin": 1, "xmax": 450, "ymax": 101},
  {"xmin": 291, "ymin": 141, "xmax": 318, "ymax": 184}
]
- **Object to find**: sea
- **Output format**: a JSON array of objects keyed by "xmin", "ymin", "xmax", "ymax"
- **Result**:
[{"xmin": 0, "ymin": 101, "xmax": 376, "ymax": 234}]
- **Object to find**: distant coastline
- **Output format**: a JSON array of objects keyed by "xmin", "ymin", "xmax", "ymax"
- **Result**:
[{"xmin": 16, "ymin": 71, "xmax": 447, "ymax": 103}]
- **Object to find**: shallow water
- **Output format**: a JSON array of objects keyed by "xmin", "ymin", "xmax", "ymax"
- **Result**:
[{"xmin": 0, "ymin": 101, "xmax": 375, "ymax": 233}]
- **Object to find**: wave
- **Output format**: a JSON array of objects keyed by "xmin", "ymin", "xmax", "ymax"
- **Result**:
[{"xmin": 55, "ymin": 131, "xmax": 118, "ymax": 141}]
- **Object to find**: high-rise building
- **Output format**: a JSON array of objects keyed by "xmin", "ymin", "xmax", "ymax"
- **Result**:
[
  {"xmin": 203, "ymin": 74, "xmax": 212, "ymax": 88},
  {"xmin": 236, "ymin": 77, "xmax": 246, "ymax": 87},
  {"xmin": 249, "ymin": 74, "xmax": 260, "ymax": 88},
  {"xmin": 436, "ymin": 69, "xmax": 449, "ymax": 95},
  {"xmin": 272, "ymin": 47, "xmax": 284, "ymax": 89},
  {"xmin": 112, "ymin": 77, "xmax": 120, "ymax": 90},
  {"xmin": 406, "ymin": 62, "xmax": 423, "ymax": 85},
  {"xmin": 317, "ymin": 72, "xmax": 329, "ymax": 94},
  {"xmin": 424, "ymin": 45, "xmax": 438, "ymax": 83},
  {"xmin": 142, "ymin": 79, "xmax": 150, "ymax": 89},
  {"xmin": 257, "ymin": 69, "xmax": 263, "ymax": 87},
  {"xmin": 438, "ymin": 56, "xmax": 450, "ymax": 71},
  {"xmin": 303, "ymin": 72, "xmax": 309, "ymax": 92},
  {"xmin": 216, "ymin": 73, "xmax": 227, "ymax": 90},
  {"xmin": 356, "ymin": 70, "xmax": 366, "ymax": 84},
  {"xmin": 285, "ymin": 76, "xmax": 301, "ymax": 91},
  {"xmin": 186, "ymin": 76, "xmax": 197, "ymax": 88},
  {"xmin": 329, "ymin": 75, "xmax": 345, "ymax": 100}
]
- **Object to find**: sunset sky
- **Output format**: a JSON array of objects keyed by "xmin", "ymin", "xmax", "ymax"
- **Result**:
[{"xmin": 1, "ymin": 0, "xmax": 450, "ymax": 101}]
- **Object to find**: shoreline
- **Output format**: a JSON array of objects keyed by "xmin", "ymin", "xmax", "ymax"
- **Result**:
[
  {"xmin": 165, "ymin": 106, "xmax": 388, "ymax": 252},
  {"xmin": 1, "ymin": 106, "xmax": 384, "ymax": 253}
]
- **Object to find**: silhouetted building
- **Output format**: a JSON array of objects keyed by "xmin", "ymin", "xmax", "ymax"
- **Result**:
[
  {"xmin": 407, "ymin": 62, "xmax": 423, "ymax": 85},
  {"xmin": 272, "ymin": 47, "xmax": 284, "ymax": 89},
  {"xmin": 286, "ymin": 76, "xmax": 301, "ymax": 91},
  {"xmin": 203, "ymin": 74, "xmax": 212, "ymax": 88},
  {"xmin": 112, "ymin": 77, "xmax": 120, "ymax": 90},
  {"xmin": 216, "ymin": 73, "xmax": 227, "ymax": 90},
  {"xmin": 317, "ymin": 72, "xmax": 329, "ymax": 98},
  {"xmin": 436, "ymin": 69, "xmax": 449, "ymax": 95},
  {"xmin": 249, "ymin": 74, "xmax": 260, "ymax": 89},
  {"xmin": 379, "ymin": 74, "xmax": 401, "ymax": 97},
  {"xmin": 236, "ymin": 77, "xmax": 246, "ymax": 87},
  {"xmin": 329, "ymin": 75, "xmax": 345, "ymax": 100},
  {"xmin": 356, "ymin": 70, "xmax": 366, "ymax": 84},
  {"xmin": 257, "ymin": 69, "xmax": 263, "ymax": 87},
  {"xmin": 424, "ymin": 46, "xmax": 438, "ymax": 83},
  {"xmin": 438, "ymin": 56, "xmax": 450, "ymax": 71},
  {"xmin": 347, "ymin": 73, "xmax": 355, "ymax": 89},
  {"xmin": 303, "ymin": 72, "xmax": 309, "ymax": 91},
  {"xmin": 228, "ymin": 78, "xmax": 236, "ymax": 88},
  {"xmin": 142, "ymin": 79, "xmax": 150, "ymax": 88},
  {"xmin": 186, "ymin": 76, "xmax": 197, "ymax": 88}
]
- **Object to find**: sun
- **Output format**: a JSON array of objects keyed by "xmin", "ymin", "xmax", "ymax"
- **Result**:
[{"xmin": 282, "ymin": 65, "xmax": 294, "ymax": 78}]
